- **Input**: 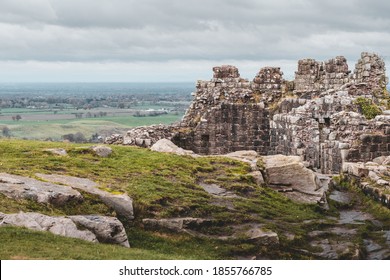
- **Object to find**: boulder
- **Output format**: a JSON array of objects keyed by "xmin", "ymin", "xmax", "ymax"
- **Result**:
[
  {"xmin": 150, "ymin": 139, "xmax": 196, "ymax": 156},
  {"xmin": 68, "ymin": 215, "xmax": 130, "ymax": 247},
  {"xmin": 0, "ymin": 212, "xmax": 130, "ymax": 247},
  {"xmin": 224, "ymin": 150, "xmax": 259, "ymax": 162},
  {"xmin": 36, "ymin": 174, "xmax": 134, "ymax": 220},
  {"xmin": 262, "ymin": 155, "xmax": 327, "ymax": 203},
  {"xmin": 0, "ymin": 212, "xmax": 97, "ymax": 243},
  {"xmin": 243, "ymin": 227, "xmax": 279, "ymax": 245},
  {"xmin": 0, "ymin": 173, "xmax": 83, "ymax": 206},
  {"xmin": 90, "ymin": 145, "xmax": 112, "ymax": 157}
]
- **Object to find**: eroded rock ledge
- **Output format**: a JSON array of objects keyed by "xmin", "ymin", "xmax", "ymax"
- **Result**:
[
  {"xmin": 0, "ymin": 212, "xmax": 130, "ymax": 247},
  {"xmin": 0, "ymin": 173, "xmax": 132, "ymax": 247}
]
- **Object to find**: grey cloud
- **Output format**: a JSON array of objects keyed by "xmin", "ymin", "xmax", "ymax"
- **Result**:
[{"xmin": 0, "ymin": 0, "xmax": 389, "ymax": 81}]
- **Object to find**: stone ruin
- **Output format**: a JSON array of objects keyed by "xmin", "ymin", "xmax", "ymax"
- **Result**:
[{"xmin": 105, "ymin": 52, "xmax": 390, "ymax": 175}]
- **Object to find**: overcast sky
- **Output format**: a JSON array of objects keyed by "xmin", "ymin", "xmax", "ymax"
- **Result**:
[{"xmin": 0, "ymin": 0, "xmax": 389, "ymax": 82}]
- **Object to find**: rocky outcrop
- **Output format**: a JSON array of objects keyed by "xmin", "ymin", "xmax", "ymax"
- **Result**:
[
  {"xmin": 0, "ymin": 173, "xmax": 83, "ymax": 206},
  {"xmin": 262, "ymin": 155, "xmax": 328, "ymax": 204},
  {"xmin": 150, "ymin": 139, "xmax": 196, "ymax": 156},
  {"xmin": 68, "ymin": 215, "xmax": 130, "ymax": 247},
  {"xmin": 90, "ymin": 145, "xmax": 112, "ymax": 157},
  {"xmin": 0, "ymin": 212, "xmax": 130, "ymax": 247},
  {"xmin": 142, "ymin": 217, "xmax": 211, "ymax": 232},
  {"xmin": 243, "ymin": 226, "xmax": 279, "ymax": 246},
  {"xmin": 36, "ymin": 174, "xmax": 134, "ymax": 220},
  {"xmin": 142, "ymin": 218, "xmax": 279, "ymax": 245}
]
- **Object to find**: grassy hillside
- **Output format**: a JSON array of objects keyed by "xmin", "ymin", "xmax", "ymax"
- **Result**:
[{"xmin": 1, "ymin": 139, "xmax": 389, "ymax": 259}]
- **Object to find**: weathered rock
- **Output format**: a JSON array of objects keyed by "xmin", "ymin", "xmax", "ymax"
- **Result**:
[
  {"xmin": 364, "ymin": 239, "xmax": 390, "ymax": 260},
  {"xmin": 90, "ymin": 145, "xmax": 112, "ymax": 157},
  {"xmin": 150, "ymin": 139, "xmax": 196, "ymax": 156},
  {"xmin": 224, "ymin": 150, "xmax": 259, "ymax": 162},
  {"xmin": 262, "ymin": 155, "xmax": 326, "ymax": 203},
  {"xmin": 44, "ymin": 148, "xmax": 68, "ymax": 156},
  {"xmin": 342, "ymin": 162, "xmax": 369, "ymax": 178},
  {"xmin": 311, "ymin": 239, "xmax": 359, "ymax": 259},
  {"xmin": 342, "ymin": 161, "xmax": 390, "ymax": 208},
  {"xmin": 0, "ymin": 173, "xmax": 83, "ymax": 206},
  {"xmin": 243, "ymin": 227, "xmax": 279, "ymax": 245},
  {"xmin": 338, "ymin": 210, "xmax": 373, "ymax": 224},
  {"xmin": 0, "ymin": 212, "xmax": 97, "ymax": 243},
  {"xmin": 104, "ymin": 134, "xmax": 123, "ymax": 145},
  {"xmin": 329, "ymin": 190, "xmax": 353, "ymax": 205},
  {"xmin": 213, "ymin": 65, "xmax": 240, "ymax": 79},
  {"xmin": 199, "ymin": 182, "xmax": 238, "ymax": 198},
  {"xmin": 0, "ymin": 212, "xmax": 130, "ymax": 247},
  {"xmin": 36, "ymin": 174, "xmax": 134, "ymax": 220},
  {"xmin": 142, "ymin": 217, "xmax": 211, "ymax": 232},
  {"xmin": 68, "ymin": 215, "xmax": 130, "ymax": 247},
  {"xmin": 121, "ymin": 124, "xmax": 174, "ymax": 147}
]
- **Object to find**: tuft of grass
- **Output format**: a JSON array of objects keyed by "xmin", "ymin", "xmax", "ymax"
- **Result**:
[{"xmin": 354, "ymin": 97, "xmax": 382, "ymax": 120}]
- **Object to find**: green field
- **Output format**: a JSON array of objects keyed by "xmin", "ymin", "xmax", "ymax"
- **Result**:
[{"xmin": 0, "ymin": 113, "xmax": 182, "ymax": 141}]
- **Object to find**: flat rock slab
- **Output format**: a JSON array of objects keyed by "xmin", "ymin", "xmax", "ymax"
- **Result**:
[
  {"xmin": 223, "ymin": 150, "xmax": 259, "ymax": 162},
  {"xmin": 199, "ymin": 182, "xmax": 238, "ymax": 198},
  {"xmin": 329, "ymin": 190, "xmax": 353, "ymax": 204},
  {"xmin": 310, "ymin": 239, "xmax": 359, "ymax": 259},
  {"xmin": 68, "ymin": 215, "xmax": 130, "ymax": 247},
  {"xmin": 338, "ymin": 210, "xmax": 373, "ymax": 225},
  {"xmin": 0, "ymin": 212, "xmax": 130, "ymax": 247},
  {"xmin": 0, "ymin": 173, "xmax": 83, "ymax": 206},
  {"xmin": 142, "ymin": 217, "xmax": 211, "ymax": 232},
  {"xmin": 44, "ymin": 148, "xmax": 68, "ymax": 156},
  {"xmin": 36, "ymin": 173, "xmax": 134, "ymax": 220},
  {"xmin": 243, "ymin": 227, "xmax": 279, "ymax": 245},
  {"xmin": 90, "ymin": 145, "xmax": 113, "ymax": 157},
  {"xmin": 262, "ymin": 155, "xmax": 326, "ymax": 204},
  {"xmin": 151, "ymin": 139, "xmax": 197, "ymax": 156},
  {"xmin": 364, "ymin": 239, "xmax": 390, "ymax": 260}
]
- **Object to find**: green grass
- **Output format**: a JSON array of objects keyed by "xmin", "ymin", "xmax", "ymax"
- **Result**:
[
  {"xmin": 354, "ymin": 97, "xmax": 382, "ymax": 120},
  {"xmin": 0, "ymin": 226, "xmax": 221, "ymax": 260},
  {"xmin": 3, "ymin": 140, "xmax": 389, "ymax": 260},
  {"xmin": 0, "ymin": 139, "xmax": 330, "ymax": 259}
]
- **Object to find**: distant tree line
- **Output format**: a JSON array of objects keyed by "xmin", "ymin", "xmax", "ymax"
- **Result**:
[
  {"xmin": 62, "ymin": 132, "xmax": 102, "ymax": 143},
  {"xmin": 0, "ymin": 92, "xmax": 191, "ymax": 110}
]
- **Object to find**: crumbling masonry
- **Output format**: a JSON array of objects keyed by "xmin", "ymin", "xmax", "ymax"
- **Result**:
[{"xmin": 106, "ymin": 52, "xmax": 390, "ymax": 174}]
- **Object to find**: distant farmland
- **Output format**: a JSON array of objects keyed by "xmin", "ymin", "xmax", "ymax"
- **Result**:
[{"xmin": 0, "ymin": 107, "xmax": 183, "ymax": 141}]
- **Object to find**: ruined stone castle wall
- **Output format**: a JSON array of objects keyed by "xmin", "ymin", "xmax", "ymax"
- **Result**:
[
  {"xmin": 176, "ymin": 65, "xmax": 283, "ymax": 154},
  {"xmin": 176, "ymin": 103, "xmax": 270, "ymax": 154},
  {"xmin": 107, "ymin": 52, "xmax": 390, "ymax": 174},
  {"xmin": 294, "ymin": 56, "xmax": 350, "ymax": 94},
  {"xmin": 350, "ymin": 52, "xmax": 388, "ymax": 94}
]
